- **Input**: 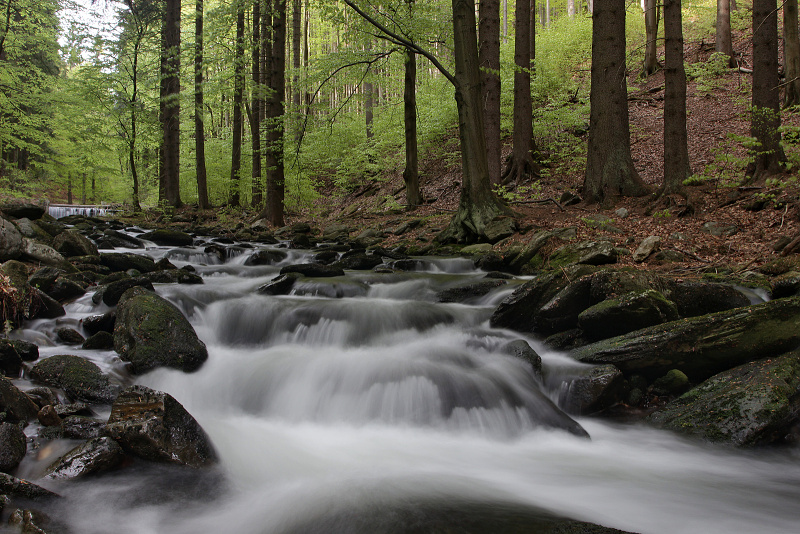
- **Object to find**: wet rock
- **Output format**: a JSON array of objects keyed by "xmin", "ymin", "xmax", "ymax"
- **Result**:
[
  {"xmin": 577, "ymin": 290, "xmax": 680, "ymax": 341},
  {"xmin": 334, "ymin": 253, "xmax": 384, "ymax": 271},
  {"xmin": 257, "ymin": 273, "xmax": 301, "ymax": 296},
  {"xmin": 139, "ymin": 268, "xmax": 204, "ymax": 286},
  {"xmin": 105, "ymin": 385, "xmax": 217, "ymax": 468},
  {"xmin": 100, "ymin": 277, "xmax": 155, "ymax": 306},
  {"xmin": 82, "ymin": 331, "xmax": 114, "ymax": 350},
  {"xmin": 650, "ymin": 369, "xmax": 691, "ymax": 396},
  {"xmin": 535, "ymin": 276, "xmax": 594, "ymax": 335},
  {"xmin": 436, "ymin": 279, "xmax": 507, "ymax": 304},
  {"xmin": 30, "ymin": 289, "xmax": 65, "ymax": 319},
  {"xmin": 30, "ymin": 355, "xmax": 115, "ymax": 404},
  {"xmin": 55, "ymin": 327, "xmax": 85, "ymax": 345},
  {"xmin": 244, "ymin": 249, "xmax": 288, "ymax": 266},
  {"xmin": 7, "ymin": 508, "xmax": 64, "ymax": 533},
  {"xmin": 0, "ymin": 376, "xmax": 39, "ymax": 422},
  {"xmin": 549, "ymin": 240, "xmax": 617, "ymax": 268},
  {"xmin": 10, "ymin": 339, "xmax": 41, "ymax": 363},
  {"xmin": 37, "ymin": 405, "xmax": 62, "ymax": 427},
  {"xmin": 114, "ymin": 287, "xmax": 208, "ymax": 374},
  {"xmin": 53, "ymin": 403, "xmax": 93, "ymax": 418},
  {"xmin": 0, "ymin": 218, "xmax": 24, "ymax": 262},
  {"xmin": 100, "ymin": 229, "xmax": 145, "ymax": 249},
  {"xmin": 771, "ymin": 271, "xmax": 800, "ymax": 299},
  {"xmin": 0, "ymin": 473, "xmax": 59, "ymax": 499},
  {"xmin": 500, "ymin": 339, "xmax": 543, "ymax": 380},
  {"xmin": 647, "ymin": 351, "xmax": 800, "ymax": 446},
  {"xmin": 572, "ymin": 297, "xmax": 800, "ymax": 381},
  {"xmin": 21, "ymin": 240, "xmax": 76, "ymax": 271},
  {"xmin": 0, "ymin": 422, "xmax": 26, "ymax": 473},
  {"xmin": 312, "ymin": 249, "xmax": 339, "ymax": 265},
  {"xmin": 24, "ymin": 387, "xmax": 57, "ymax": 408},
  {"xmin": 99, "ymin": 252, "xmax": 157, "ymax": 274},
  {"xmin": 633, "ymin": 236, "xmax": 662, "ymax": 262},
  {"xmin": 81, "ymin": 311, "xmax": 116, "ymax": 336},
  {"xmin": 140, "ymin": 229, "xmax": 194, "ymax": 246},
  {"xmin": 0, "ymin": 202, "xmax": 45, "ymax": 220},
  {"xmin": 0, "ymin": 342, "xmax": 22, "ymax": 377},
  {"xmin": 280, "ymin": 263, "xmax": 344, "ymax": 278},
  {"xmin": 62, "ymin": 415, "xmax": 105, "ymax": 440},
  {"xmin": 52, "ymin": 230, "xmax": 99, "ymax": 257},
  {"xmin": 44, "ymin": 436, "xmax": 125, "ymax": 480},
  {"xmin": 560, "ymin": 364, "xmax": 626, "ymax": 415}
]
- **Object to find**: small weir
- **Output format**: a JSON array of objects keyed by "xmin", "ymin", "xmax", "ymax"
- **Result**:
[{"xmin": 47, "ymin": 203, "xmax": 115, "ymax": 219}]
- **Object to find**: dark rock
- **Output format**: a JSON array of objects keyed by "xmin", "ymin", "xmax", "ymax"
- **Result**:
[
  {"xmin": 647, "ymin": 352, "xmax": 800, "ymax": 446},
  {"xmin": 0, "ymin": 473, "xmax": 59, "ymax": 499},
  {"xmin": 81, "ymin": 311, "xmax": 116, "ymax": 336},
  {"xmin": 506, "ymin": 230, "xmax": 559, "ymax": 274},
  {"xmin": 82, "ymin": 331, "xmax": 114, "ymax": 350},
  {"xmin": 0, "ymin": 218, "xmax": 24, "ymax": 262},
  {"xmin": 155, "ymin": 257, "xmax": 178, "ymax": 270},
  {"xmin": 572, "ymin": 297, "xmax": 800, "ymax": 381},
  {"xmin": 0, "ymin": 201, "xmax": 45, "ymax": 220},
  {"xmin": 101, "ymin": 229, "xmax": 145, "ymax": 249},
  {"xmin": 483, "ymin": 217, "xmax": 517, "ymax": 243},
  {"xmin": 0, "ymin": 341, "xmax": 22, "ymax": 377},
  {"xmin": 474, "ymin": 252, "xmax": 506, "ymax": 272},
  {"xmin": 30, "ymin": 355, "xmax": 115, "ymax": 404},
  {"xmin": 650, "ymin": 369, "xmax": 691, "ymax": 396},
  {"xmin": 203, "ymin": 244, "xmax": 228, "ymax": 263},
  {"xmin": 0, "ymin": 376, "xmax": 40, "ymax": 422},
  {"xmin": 114, "ymin": 287, "xmax": 208, "ymax": 374},
  {"xmin": 436, "ymin": 279, "xmax": 507, "ymax": 303},
  {"xmin": 52, "ymin": 230, "xmax": 99, "ymax": 257},
  {"xmin": 28, "ymin": 266, "xmax": 61, "ymax": 293},
  {"xmin": 144, "ymin": 268, "xmax": 204, "ymax": 285},
  {"xmin": 666, "ymin": 280, "xmax": 750, "ymax": 318},
  {"xmin": 535, "ymin": 276, "xmax": 594, "ymax": 335},
  {"xmin": 140, "ymin": 229, "xmax": 194, "ymax": 246},
  {"xmin": 577, "ymin": 290, "xmax": 680, "ymax": 341},
  {"xmin": 280, "ymin": 263, "xmax": 344, "ymax": 278},
  {"xmin": 44, "ymin": 436, "xmax": 125, "ymax": 480},
  {"xmin": 8, "ymin": 508, "xmax": 64, "ymax": 533},
  {"xmin": 390, "ymin": 259, "xmax": 424, "ymax": 271},
  {"xmin": 47, "ymin": 277, "xmax": 87, "ymax": 302},
  {"xmin": 99, "ymin": 253, "xmax": 157, "ymax": 273},
  {"xmin": 334, "ymin": 253, "xmax": 384, "ymax": 271},
  {"xmin": 244, "ymin": 249, "xmax": 288, "ymax": 266},
  {"xmin": 105, "ymin": 385, "xmax": 217, "ymax": 467},
  {"xmin": 53, "ymin": 403, "xmax": 93, "ymax": 418},
  {"xmin": 37, "ymin": 405, "xmax": 61, "ymax": 426},
  {"xmin": 24, "ymin": 387, "xmax": 57, "ymax": 408},
  {"xmin": 0, "ymin": 422, "xmax": 26, "ymax": 473},
  {"xmin": 257, "ymin": 273, "xmax": 301, "ymax": 296},
  {"xmin": 549, "ymin": 240, "xmax": 618, "ymax": 268},
  {"xmin": 559, "ymin": 364, "xmax": 626, "ymax": 415},
  {"xmin": 55, "ymin": 327, "xmax": 85, "ymax": 345},
  {"xmin": 772, "ymin": 271, "xmax": 800, "ymax": 299},
  {"xmin": 30, "ymin": 288, "xmax": 65, "ymax": 319},
  {"xmin": 101, "ymin": 277, "xmax": 155, "ymax": 306},
  {"xmin": 312, "ymin": 249, "xmax": 339, "ymax": 264},
  {"xmin": 62, "ymin": 415, "xmax": 105, "ymax": 440},
  {"xmin": 33, "ymin": 218, "xmax": 67, "ymax": 238},
  {"xmin": 500, "ymin": 339, "xmax": 543, "ymax": 380},
  {"xmin": 21, "ymin": 239, "xmax": 76, "ymax": 271}
]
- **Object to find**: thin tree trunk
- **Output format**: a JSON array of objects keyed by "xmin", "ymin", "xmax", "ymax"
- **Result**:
[
  {"xmin": 503, "ymin": 0, "xmax": 508, "ymax": 42},
  {"xmin": 304, "ymin": 0, "xmax": 310, "ymax": 114},
  {"xmin": 81, "ymin": 173, "xmax": 86, "ymax": 205},
  {"xmin": 67, "ymin": 173, "xmax": 72, "ymax": 204},
  {"xmin": 196, "ymin": 0, "xmax": 210, "ymax": 209},
  {"xmin": 292, "ymin": 0, "xmax": 301, "ymax": 137},
  {"xmin": 479, "ymin": 0, "xmax": 501, "ymax": 184},
  {"xmin": 263, "ymin": 0, "xmax": 286, "ymax": 226},
  {"xmin": 663, "ymin": 0, "xmax": 690, "ymax": 195},
  {"xmin": 365, "ymin": 42, "xmax": 374, "ymax": 140},
  {"xmin": 404, "ymin": 49, "xmax": 421, "ymax": 207},
  {"xmin": 583, "ymin": 0, "xmax": 650, "ymax": 204},
  {"xmin": 160, "ymin": 0, "xmax": 182, "ymax": 207},
  {"xmin": 131, "ymin": 37, "xmax": 142, "ymax": 212},
  {"xmin": 230, "ymin": 6, "xmax": 245, "ymax": 207},
  {"xmin": 716, "ymin": 0, "xmax": 734, "ymax": 66},
  {"xmin": 251, "ymin": 0, "xmax": 262, "ymax": 208},
  {"xmin": 643, "ymin": 0, "xmax": 659, "ymax": 75},
  {"xmin": 568, "ymin": 0, "xmax": 575, "ymax": 18},
  {"xmin": 783, "ymin": 0, "xmax": 800, "ymax": 107}
]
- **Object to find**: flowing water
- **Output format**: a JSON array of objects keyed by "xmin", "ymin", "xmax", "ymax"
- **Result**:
[{"xmin": 13, "ymin": 237, "xmax": 800, "ymax": 534}]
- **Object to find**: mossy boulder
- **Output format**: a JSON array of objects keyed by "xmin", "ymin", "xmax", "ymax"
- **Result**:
[
  {"xmin": 99, "ymin": 252, "xmax": 157, "ymax": 274},
  {"xmin": 21, "ymin": 240, "xmax": 76, "ymax": 271},
  {"xmin": 140, "ymin": 229, "xmax": 194, "ymax": 246},
  {"xmin": 30, "ymin": 354, "xmax": 116, "ymax": 404},
  {"xmin": 548, "ymin": 240, "xmax": 618, "ymax": 268},
  {"xmin": 572, "ymin": 297, "xmax": 800, "ymax": 381},
  {"xmin": 577, "ymin": 290, "xmax": 679, "ymax": 341},
  {"xmin": 0, "ymin": 218, "xmax": 24, "ymax": 262},
  {"xmin": 105, "ymin": 385, "xmax": 217, "ymax": 467},
  {"xmin": 772, "ymin": 271, "xmax": 800, "ymax": 299},
  {"xmin": 647, "ymin": 351, "xmax": 800, "ymax": 446},
  {"xmin": 114, "ymin": 287, "xmax": 208, "ymax": 374},
  {"xmin": 52, "ymin": 230, "xmax": 99, "ymax": 257},
  {"xmin": 280, "ymin": 262, "xmax": 345, "ymax": 278},
  {"xmin": 559, "ymin": 364, "xmax": 626, "ymax": 415}
]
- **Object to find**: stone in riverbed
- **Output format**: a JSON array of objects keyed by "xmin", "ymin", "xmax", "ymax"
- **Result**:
[
  {"xmin": 99, "ymin": 252, "xmax": 157, "ymax": 273},
  {"xmin": 280, "ymin": 262, "xmax": 344, "ymax": 278},
  {"xmin": 0, "ymin": 376, "xmax": 40, "ymax": 422},
  {"xmin": 82, "ymin": 331, "xmax": 114, "ymax": 350},
  {"xmin": 0, "ymin": 218, "xmax": 24, "ymax": 262},
  {"xmin": 500, "ymin": 339, "xmax": 543, "ymax": 380},
  {"xmin": 30, "ymin": 354, "xmax": 116, "ymax": 404},
  {"xmin": 0, "ymin": 473, "xmax": 59, "ymax": 500},
  {"xmin": 140, "ymin": 229, "xmax": 194, "ymax": 246},
  {"xmin": 647, "ymin": 351, "xmax": 800, "ymax": 446},
  {"xmin": 100, "ymin": 276, "xmax": 155, "ymax": 306},
  {"xmin": 559, "ymin": 364, "xmax": 626, "ymax": 415},
  {"xmin": 436, "ymin": 279, "xmax": 507, "ymax": 304},
  {"xmin": 257, "ymin": 272, "xmax": 301, "ymax": 296},
  {"xmin": 0, "ymin": 422, "xmax": 26, "ymax": 473},
  {"xmin": 44, "ymin": 436, "xmax": 125, "ymax": 480},
  {"xmin": 114, "ymin": 287, "xmax": 208, "ymax": 374},
  {"xmin": 105, "ymin": 385, "xmax": 217, "ymax": 468},
  {"xmin": 577, "ymin": 289, "xmax": 679, "ymax": 341},
  {"xmin": 52, "ymin": 229, "xmax": 98, "ymax": 257}
]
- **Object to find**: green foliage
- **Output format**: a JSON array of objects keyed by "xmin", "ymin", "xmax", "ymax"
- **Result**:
[
  {"xmin": 652, "ymin": 209, "xmax": 672, "ymax": 219},
  {"xmin": 685, "ymin": 52, "xmax": 732, "ymax": 96},
  {"xmin": 493, "ymin": 181, "xmax": 543, "ymax": 203},
  {"xmin": 685, "ymin": 133, "xmax": 758, "ymax": 187}
]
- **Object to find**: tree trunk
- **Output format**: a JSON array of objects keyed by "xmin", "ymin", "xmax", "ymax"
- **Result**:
[
  {"xmin": 662, "ymin": 0, "xmax": 690, "ymax": 195},
  {"xmin": 568, "ymin": 0, "xmax": 575, "ymax": 18},
  {"xmin": 304, "ymin": 0, "xmax": 310, "ymax": 115},
  {"xmin": 67, "ymin": 173, "xmax": 72, "ymax": 205},
  {"xmin": 583, "ymin": 0, "xmax": 650, "ymax": 204},
  {"xmin": 229, "ymin": 7, "xmax": 245, "ymax": 207},
  {"xmin": 160, "ymin": 0, "xmax": 182, "ymax": 207},
  {"xmin": 81, "ymin": 173, "xmax": 86, "ymax": 205},
  {"xmin": 251, "ymin": 0, "xmax": 262, "ymax": 208},
  {"xmin": 196, "ymin": 0, "xmax": 210, "ymax": 209},
  {"xmin": 716, "ymin": 0, "xmax": 734, "ymax": 65},
  {"xmin": 530, "ymin": 0, "xmax": 536, "ymax": 71},
  {"xmin": 748, "ymin": 0, "xmax": 786, "ymax": 180},
  {"xmin": 365, "ymin": 41, "xmax": 374, "ymax": 140},
  {"xmin": 440, "ymin": 0, "xmax": 511, "ymax": 243},
  {"xmin": 501, "ymin": 0, "xmax": 539, "ymax": 184},
  {"xmin": 131, "ymin": 38, "xmax": 142, "ymax": 212},
  {"xmin": 292, "ymin": 0, "xmax": 301, "ymax": 135},
  {"xmin": 784, "ymin": 0, "xmax": 800, "ymax": 107},
  {"xmin": 262, "ymin": 0, "xmax": 286, "ymax": 226},
  {"xmin": 503, "ymin": 0, "xmax": 508, "ymax": 42},
  {"xmin": 479, "ymin": 0, "xmax": 501, "ymax": 184},
  {"xmin": 403, "ymin": 49, "xmax": 421, "ymax": 207},
  {"xmin": 256, "ymin": 0, "xmax": 271, "ymax": 208},
  {"xmin": 643, "ymin": 0, "xmax": 660, "ymax": 75}
]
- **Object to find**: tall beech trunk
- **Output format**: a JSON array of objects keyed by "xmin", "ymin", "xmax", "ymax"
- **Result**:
[
  {"xmin": 643, "ymin": 0, "xmax": 660, "ymax": 75},
  {"xmin": 748, "ymin": 0, "xmax": 786, "ymax": 179},
  {"xmin": 130, "ymin": 37, "xmax": 142, "ymax": 212},
  {"xmin": 583, "ymin": 0, "xmax": 650, "ymax": 204},
  {"xmin": 662, "ymin": 0, "xmax": 690, "ymax": 195},
  {"xmin": 292, "ymin": 0, "xmax": 301, "ymax": 134},
  {"xmin": 501, "ymin": 0, "xmax": 538, "ymax": 184},
  {"xmin": 195, "ymin": 0, "xmax": 210, "ymax": 209},
  {"xmin": 251, "ymin": 0, "xmax": 262, "ymax": 208},
  {"xmin": 403, "ymin": 49, "xmax": 421, "ymax": 207},
  {"xmin": 784, "ymin": 0, "xmax": 800, "ymax": 107},
  {"xmin": 262, "ymin": 0, "xmax": 286, "ymax": 226},
  {"xmin": 716, "ymin": 0, "xmax": 734, "ymax": 65},
  {"xmin": 160, "ymin": 0, "xmax": 182, "ymax": 207},
  {"xmin": 229, "ymin": 6, "xmax": 245, "ymax": 207},
  {"xmin": 479, "ymin": 0, "xmax": 501, "ymax": 184}
]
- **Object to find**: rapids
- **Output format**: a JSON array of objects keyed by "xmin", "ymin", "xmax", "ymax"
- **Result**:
[{"xmin": 12, "ymin": 237, "xmax": 800, "ymax": 534}]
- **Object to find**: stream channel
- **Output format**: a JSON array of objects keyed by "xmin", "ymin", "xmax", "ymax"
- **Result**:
[{"xmin": 11, "ymin": 233, "xmax": 800, "ymax": 534}]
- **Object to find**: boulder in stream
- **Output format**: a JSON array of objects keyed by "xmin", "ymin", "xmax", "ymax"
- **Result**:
[
  {"xmin": 114, "ymin": 287, "xmax": 208, "ymax": 374},
  {"xmin": 559, "ymin": 364, "xmax": 626, "ymax": 415},
  {"xmin": 0, "ymin": 217, "xmax": 24, "ymax": 262},
  {"xmin": 0, "ymin": 376, "xmax": 40, "ymax": 422},
  {"xmin": 52, "ymin": 229, "xmax": 99, "ymax": 257},
  {"xmin": 105, "ymin": 385, "xmax": 217, "ymax": 468},
  {"xmin": 44, "ymin": 436, "xmax": 125, "ymax": 479},
  {"xmin": 280, "ymin": 262, "xmax": 345, "ymax": 278},
  {"xmin": 30, "ymin": 355, "xmax": 116, "ymax": 404},
  {"xmin": 0, "ymin": 472, "xmax": 59, "ymax": 500},
  {"xmin": 140, "ymin": 229, "xmax": 194, "ymax": 246},
  {"xmin": 99, "ymin": 252, "xmax": 157, "ymax": 274},
  {"xmin": 0, "ymin": 422, "xmax": 26, "ymax": 473}
]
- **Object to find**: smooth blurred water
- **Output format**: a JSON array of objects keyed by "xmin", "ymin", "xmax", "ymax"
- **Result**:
[{"xmin": 18, "ymin": 241, "xmax": 800, "ymax": 534}]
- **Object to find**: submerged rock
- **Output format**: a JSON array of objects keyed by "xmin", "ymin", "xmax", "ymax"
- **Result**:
[
  {"xmin": 114, "ymin": 287, "xmax": 208, "ymax": 374},
  {"xmin": 30, "ymin": 355, "xmax": 116, "ymax": 404},
  {"xmin": 647, "ymin": 351, "xmax": 800, "ymax": 446},
  {"xmin": 105, "ymin": 385, "xmax": 217, "ymax": 468},
  {"xmin": 257, "ymin": 272, "xmax": 301, "ymax": 296}
]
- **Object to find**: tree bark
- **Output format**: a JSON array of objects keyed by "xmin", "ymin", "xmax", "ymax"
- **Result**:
[
  {"xmin": 716, "ymin": 0, "xmax": 734, "ymax": 65},
  {"xmin": 403, "ymin": 49, "xmax": 421, "ymax": 207},
  {"xmin": 783, "ymin": 0, "xmax": 800, "ymax": 107},
  {"xmin": 262, "ymin": 0, "xmax": 286, "ymax": 226},
  {"xmin": 251, "ymin": 0, "xmax": 262, "ymax": 208},
  {"xmin": 160, "ymin": 0, "xmax": 182, "ymax": 207},
  {"xmin": 130, "ymin": 35, "xmax": 142, "ymax": 212},
  {"xmin": 583, "ymin": 0, "xmax": 650, "ymax": 205},
  {"xmin": 662, "ymin": 0, "xmax": 690, "ymax": 195},
  {"xmin": 501, "ymin": 0, "xmax": 539, "ymax": 184},
  {"xmin": 195, "ymin": 0, "xmax": 210, "ymax": 209},
  {"xmin": 479, "ymin": 0, "xmax": 501, "ymax": 184},
  {"xmin": 292, "ymin": 0, "xmax": 301, "ymax": 127},
  {"xmin": 643, "ymin": 0, "xmax": 660, "ymax": 75},
  {"xmin": 748, "ymin": 0, "xmax": 786, "ymax": 179},
  {"xmin": 365, "ymin": 42, "xmax": 374, "ymax": 140},
  {"xmin": 229, "ymin": 6, "xmax": 245, "ymax": 207}
]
